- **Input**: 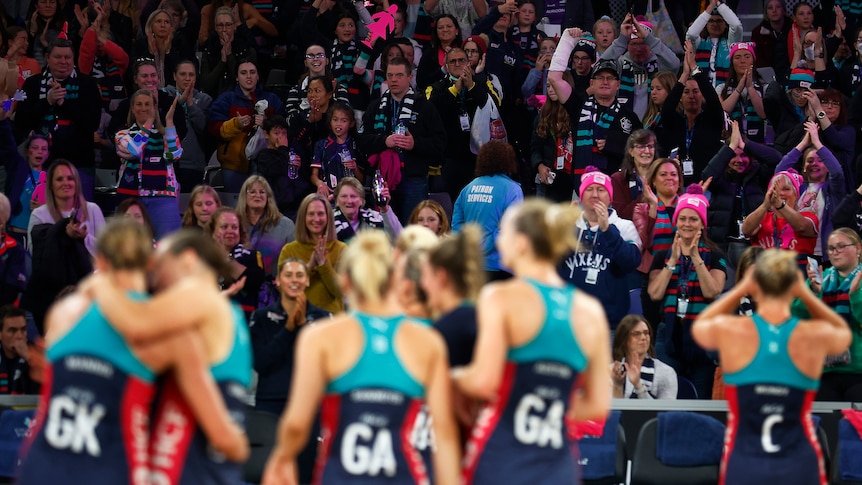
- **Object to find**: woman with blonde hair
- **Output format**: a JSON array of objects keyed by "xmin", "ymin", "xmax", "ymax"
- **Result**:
[
  {"xmin": 237, "ymin": 175, "xmax": 295, "ymax": 277},
  {"xmin": 694, "ymin": 248, "xmax": 849, "ymax": 484},
  {"xmin": 262, "ymin": 231, "xmax": 461, "ymax": 485},
  {"xmin": 409, "ymin": 199, "xmax": 450, "ymax": 236},
  {"xmin": 277, "ymin": 193, "xmax": 347, "ymax": 313},
  {"xmin": 115, "ymin": 88, "xmax": 183, "ymax": 238},
  {"xmin": 181, "ymin": 184, "xmax": 220, "ymax": 229},
  {"xmin": 456, "ymin": 198, "xmax": 611, "ymax": 483}
]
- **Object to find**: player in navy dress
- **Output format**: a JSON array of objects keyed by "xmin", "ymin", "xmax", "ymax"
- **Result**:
[
  {"xmin": 262, "ymin": 230, "xmax": 461, "ymax": 485},
  {"xmin": 454, "ymin": 198, "xmax": 612, "ymax": 485},
  {"xmin": 87, "ymin": 229, "xmax": 253, "ymax": 484},
  {"xmin": 694, "ymin": 249, "xmax": 852, "ymax": 485},
  {"xmin": 19, "ymin": 221, "xmax": 246, "ymax": 485}
]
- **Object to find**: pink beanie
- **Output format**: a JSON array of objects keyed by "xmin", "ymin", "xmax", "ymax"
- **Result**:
[
  {"xmin": 769, "ymin": 169, "xmax": 803, "ymax": 197},
  {"xmin": 631, "ymin": 16, "xmax": 653, "ymax": 39},
  {"xmin": 579, "ymin": 166, "xmax": 613, "ymax": 200},
  {"xmin": 729, "ymin": 41, "xmax": 756, "ymax": 61},
  {"xmin": 673, "ymin": 185, "xmax": 709, "ymax": 226}
]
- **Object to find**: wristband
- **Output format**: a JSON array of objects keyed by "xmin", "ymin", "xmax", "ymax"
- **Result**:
[
  {"xmin": 635, "ymin": 386, "xmax": 647, "ymax": 396},
  {"xmin": 664, "ymin": 262, "xmax": 676, "ymax": 271},
  {"xmin": 776, "ymin": 201, "xmax": 786, "ymax": 211}
]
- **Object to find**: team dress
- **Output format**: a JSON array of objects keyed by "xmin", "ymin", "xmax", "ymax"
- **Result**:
[
  {"xmin": 19, "ymin": 299, "xmax": 156, "ymax": 485},
  {"xmin": 314, "ymin": 312, "xmax": 431, "ymax": 485},
  {"xmin": 462, "ymin": 279, "xmax": 588, "ymax": 485},
  {"xmin": 721, "ymin": 314, "xmax": 826, "ymax": 485},
  {"xmin": 148, "ymin": 304, "xmax": 252, "ymax": 485}
]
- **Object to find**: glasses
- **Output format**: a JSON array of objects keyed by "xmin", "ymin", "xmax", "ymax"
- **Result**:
[
  {"xmin": 572, "ymin": 55, "xmax": 592, "ymax": 62},
  {"xmin": 827, "ymin": 243, "xmax": 856, "ymax": 254},
  {"xmin": 447, "ymin": 58, "xmax": 468, "ymax": 65},
  {"xmin": 305, "ymin": 53, "xmax": 326, "ymax": 60},
  {"xmin": 215, "ymin": 22, "xmax": 234, "ymax": 29},
  {"xmin": 820, "ymin": 100, "xmax": 841, "ymax": 108},
  {"xmin": 464, "ymin": 49, "xmax": 480, "ymax": 55},
  {"xmin": 630, "ymin": 330, "xmax": 649, "ymax": 338},
  {"xmin": 634, "ymin": 144, "xmax": 655, "ymax": 151}
]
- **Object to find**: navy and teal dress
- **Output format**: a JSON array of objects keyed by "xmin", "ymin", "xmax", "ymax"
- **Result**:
[
  {"xmin": 315, "ymin": 312, "xmax": 431, "ymax": 484},
  {"xmin": 19, "ymin": 298, "xmax": 157, "ymax": 484},
  {"xmin": 721, "ymin": 314, "xmax": 826, "ymax": 485},
  {"xmin": 148, "ymin": 304, "xmax": 252, "ymax": 485},
  {"xmin": 462, "ymin": 279, "xmax": 587, "ymax": 485}
]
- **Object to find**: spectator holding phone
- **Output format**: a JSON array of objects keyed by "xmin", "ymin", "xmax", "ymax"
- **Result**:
[{"xmin": 611, "ymin": 314, "xmax": 678, "ymax": 399}]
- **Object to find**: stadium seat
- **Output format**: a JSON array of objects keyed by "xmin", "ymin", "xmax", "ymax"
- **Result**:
[
  {"xmin": 676, "ymin": 376, "xmax": 698, "ymax": 400},
  {"xmin": 0, "ymin": 408, "xmax": 33, "ymax": 479},
  {"xmin": 219, "ymin": 192, "xmax": 240, "ymax": 208},
  {"xmin": 630, "ymin": 416, "xmax": 721, "ymax": 485},
  {"xmin": 579, "ymin": 410, "xmax": 627, "ymax": 485},
  {"xmin": 243, "ymin": 407, "xmax": 280, "ymax": 484},
  {"xmin": 831, "ymin": 418, "xmax": 862, "ymax": 485}
]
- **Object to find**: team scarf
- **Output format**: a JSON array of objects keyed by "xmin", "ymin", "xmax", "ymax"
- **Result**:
[
  {"xmin": 851, "ymin": 61, "xmax": 862, "ymax": 93},
  {"xmin": 836, "ymin": 0, "xmax": 862, "ymax": 16},
  {"xmin": 662, "ymin": 245, "xmax": 715, "ymax": 324},
  {"xmin": 575, "ymin": 96, "xmax": 621, "ymax": 173},
  {"xmin": 629, "ymin": 357, "xmax": 656, "ymax": 398},
  {"xmin": 618, "ymin": 57, "xmax": 659, "ymax": 112},
  {"xmin": 723, "ymin": 81, "xmax": 765, "ymax": 142},
  {"xmin": 372, "ymin": 87, "xmax": 416, "ymax": 133},
  {"xmin": 510, "ymin": 24, "xmax": 542, "ymax": 72},
  {"xmin": 333, "ymin": 207, "xmax": 385, "ymax": 242},
  {"xmin": 38, "ymin": 67, "xmax": 80, "ymax": 136},
  {"xmin": 821, "ymin": 263, "xmax": 861, "ymax": 366},
  {"xmin": 651, "ymin": 198, "xmax": 678, "ymax": 254},
  {"xmin": 330, "ymin": 38, "xmax": 370, "ymax": 108},
  {"xmin": 695, "ymin": 37, "xmax": 731, "ymax": 86}
]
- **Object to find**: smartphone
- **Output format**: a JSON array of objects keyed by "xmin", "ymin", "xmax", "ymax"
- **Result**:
[
  {"xmin": 69, "ymin": 208, "xmax": 78, "ymax": 223},
  {"xmin": 670, "ymin": 147, "xmax": 679, "ymax": 160},
  {"xmin": 619, "ymin": 356, "xmax": 626, "ymax": 374},
  {"xmin": 807, "ymin": 257, "xmax": 822, "ymax": 284}
]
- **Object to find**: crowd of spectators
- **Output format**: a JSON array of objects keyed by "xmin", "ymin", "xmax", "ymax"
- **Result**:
[{"xmin": 3, "ymin": 0, "xmax": 862, "ymax": 405}]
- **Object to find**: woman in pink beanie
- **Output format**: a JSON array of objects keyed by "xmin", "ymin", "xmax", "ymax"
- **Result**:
[
  {"xmin": 741, "ymin": 168, "xmax": 819, "ymax": 270},
  {"xmin": 648, "ymin": 184, "xmax": 728, "ymax": 399}
]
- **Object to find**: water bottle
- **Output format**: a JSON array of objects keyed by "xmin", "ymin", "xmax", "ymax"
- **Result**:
[
  {"xmin": 372, "ymin": 170, "xmax": 387, "ymax": 206},
  {"xmin": 394, "ymin": 122, "xmax": 407, "ymax": 153},
  {"xmin": 339, "ymin": 148, "xmax": 355, "ymax": 178},
  {"xmin": 288, "ymin": 148, "xmax": 300, "ymax": 180},
  {"xmin": 489, "ymin": 116, "xmax": 506, "ymax": 140}
]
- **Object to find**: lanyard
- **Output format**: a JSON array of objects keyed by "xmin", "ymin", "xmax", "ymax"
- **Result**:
[
  {"xmin": 677, "ymin": 254, "xmax": 696, "ymax": 300},
  {"xmin": 685, "ymin": 118, "xmax": 695, "ymax": 158},
  {"xmin": 772, "ymin": 213, "xmax": 783, "ymax": 248},
  {"xmin": 391, "ymin": 99, "xmax": 402, "ymax": 131}
]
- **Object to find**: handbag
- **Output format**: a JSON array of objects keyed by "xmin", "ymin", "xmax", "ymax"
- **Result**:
[
  {"xmin": 245, "ymin": 126, "xmax": 268, "ymax": 160},
  {"xmin": 645, "ymin": 0, "xmax": 683, "ymax": 54},
  {"xmin": 470, "ymin": 97, "xmax": 507, "ymax": 155}
]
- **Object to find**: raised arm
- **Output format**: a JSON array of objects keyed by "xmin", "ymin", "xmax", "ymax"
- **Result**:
[{"xmin": 548, "ymin": 27, "xmax": 579, "ymax": 105}]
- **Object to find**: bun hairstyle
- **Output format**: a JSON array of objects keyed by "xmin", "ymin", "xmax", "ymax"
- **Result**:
[
  {"xmin": 395, "ymin": 225, "xmax": 439, "ymax": 255},
  {"xmin": 427, "ymin": 224, "xmax": 485, "ymax": 301},
  {"xmin": 96, "ymin": 219, "xmax": 154, "ymax": 270},
  {"xmin": 511, "ymin": 198, "xmax": 580, "ymax": 262},
  {"xmin": 339, "ymin": 230, "xmax": 394, "ymax": 303},
  {"xmin": 754, "ymin": 249, "xmax": 799, "ymax": 297}
]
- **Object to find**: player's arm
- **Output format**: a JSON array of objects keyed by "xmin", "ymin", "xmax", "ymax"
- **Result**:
[
  {"xmin": 86, "ymin": 273, "xmax": 210, "ymax": 341},
  {"xmin": 568, "ymin": 291, "xmax": 611, "ymax": 422},
  {"xmin": 424, "ymin": 331, "xmax": 461, "ymax": 485},
  {"xmin": 453, "ymin": 283, "xmax": 509, "ymax": 401},
  {"xmin": 133, "ymin": 330, "xmax": 249, "ymax": 462}
]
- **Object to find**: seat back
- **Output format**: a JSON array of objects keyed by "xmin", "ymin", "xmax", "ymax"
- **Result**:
[
  {"xmin": 676, "ymin": 375, "xmax": 698, "ymax": 400},
  {"xmin": 243, "ymin": 407, "xmax": 280, "ymax": 484},
  {"xmin": 832, "ymin": 418, "xmax": 862, "ymax": 485},
  {"xmin": 631, "ymin": 417, "xmax": 720, "ymax": 485},
  {"xmin": 581, "ymin": 419, "xmax": 627, "ymax": 485},
  {"xmin": 0, "ymin": 408, "xmax": 33, "ymax": 478}
]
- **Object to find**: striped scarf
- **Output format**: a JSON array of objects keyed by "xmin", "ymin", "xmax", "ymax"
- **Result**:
[
  {"xmin": 618, "ymin": 57, "xmax": 659, "ymax": 112},
  {"xmin": 651, "ymin": 198, "xmax": 677, "ymax": 253},
  {"xmin": 629, "ymin": 357, "xmax": 656, "ymax": 398},
  {"xmin": 331, "ymin": 39, "xmax": 370, "ymax": 109},
  {"xmin": 836, "ymin": 0, "xmax": 862, "ymax": 16},
  {"xmin": 116, "ymin": 124, "xmax": 181, "ymax": 197},
  {"xmin": 662, "ymin": 246, "xmax": 718, "ymax": 361},
  {"xmin": 695, "ymin": 37, "xmax": 731, "ymax": 86},
  {"xmin": 372, "ymin": 88, "xmax": 416, "ymax": 133},
  {"xmin": 723, "ymin": 81, "xmax": 765, "ymax": 142},
  {"xmin": 575, "ymin": 97, "xmax": 621, "ymax": 176},
  {"xmin": 851, "ymin": 61, "xmax": 862, "ymax": 94},
  {"xmin": 37, "ymin": 67, "xmax": 80, "ymax": 136},
  {"xmin": 820, "ymin": 263, "xmax": 861, "ymax": 366},
  {"xmin": 510, "ymin": 25, "xmax": 542, "ymax": 73}
]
